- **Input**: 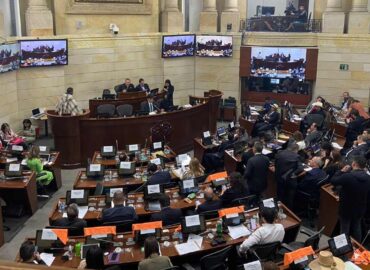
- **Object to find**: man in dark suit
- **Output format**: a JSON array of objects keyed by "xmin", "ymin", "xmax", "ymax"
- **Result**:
[
  {"xmin": 151, "ymin": 194, "xmax": 182, "ymax": 226},
  {"xmin": 274, "ymin": 143, "xmax": 303, "ymax": 203},
  {"xmin": 253, "ymin": 104, "xmax": 280, "ymax": 136},
  {"xmin": 115, "ymin": 78, "xmax": 135, "ymax": 95},
  {"xmin": 136, "ymin": 78, "xmax": 150, "ymax": 92},
  {"xmin": 147, "ymin": 163, "xmax": 171, "ymax": 185},
  {"xmin": 140, "ymin": 94, "xmax": 159, "ymax": 114},
  {"xmin": 363, "ymin": 128, "xmax": 370, "ymax": 147},
  {"xmin": 304, "ymin": 122, "xmax": 322, "ymax": 146},
  {"xmin": 243, "ymin": 141, "xmax": 270, "ymax": 198},
  {"xmin": 52, "ymin": 203, "xmax": 87, "ymax": 229},
  {"xmin": 239, "ymin": 140, "xmax": 255, "ymax": 174},
  {"xmin": 196, "ymin": 187, "xmax": 222, "ymax": 214},
  {"xmin": 159, "ymin": 94, "xmax": 172, "ymax": 112},
  {"xmin": 331, "ymin": 156, "xmax": 370, "ymax": 241},
  {"xmin": 101, "ymin": 191, "xmax": 138, "ymax": 223},
  {"xmin": 343, "ymin": 109, "xmax": 365, "ymax": 150},
  {"xmin": 345, "ymin": 134, "xmax": 369, "ymax": 164}
]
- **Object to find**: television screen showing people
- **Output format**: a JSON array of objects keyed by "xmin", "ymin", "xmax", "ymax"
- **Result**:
[
  {"xmin": 162, "ymin": 35, "xmax": 195, "ymax": 58},
  {"xmin": 20, "ymin": 39, "xmax": 68, "ymax": 68},
  {"xmin": 0, "ymin": 43, "xmax": 20, "ymax": 73},
  {"xmin": 196, "ymin": 36, "xmax": 233, "ymax": 57},
  {"xmin": 250, "ymin": 46, "xmax": 307, "ymax": 80}
]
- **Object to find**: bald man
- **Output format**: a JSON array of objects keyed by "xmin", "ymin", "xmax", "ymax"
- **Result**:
[
  {"xmin": 101, "ymin": 191, "xmax": 138, "ymax": 223},
  {"xmin": 196, "ymin": 187, "xmax": 222, "ymax": 214}
]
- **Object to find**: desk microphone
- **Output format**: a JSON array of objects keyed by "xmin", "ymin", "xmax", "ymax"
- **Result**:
[{"xmin": 115, "ymin": 139, "xmax": 119, "ymax": 152}]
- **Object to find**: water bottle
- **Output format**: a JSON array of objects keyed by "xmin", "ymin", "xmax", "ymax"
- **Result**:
[
  {"xmin": 68, "ymin": 245, "xmax": 73, "ymax": 260},
  {"xmin": 216, "ymin": 219, "xmax": 223, "ymax": 238},
  {"xmin": 74, "ymin": 242, "xmax": 81, "ymax": 258}
]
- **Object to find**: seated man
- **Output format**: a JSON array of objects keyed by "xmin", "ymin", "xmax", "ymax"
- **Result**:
[
  {"xmin": 136, "ymin": 78, "xmax": 150, "ymax": 92},
  {"xmin": 159, "ymin": 94, "xmax": 172, "ymax": 112},
  {"xmin": 363, "ymin": 128, "xmax": 370, "ymax": 147},
  {"xmin": 141, "ymin": 94, "xmax": 159, "ymax": 114},
  {"xmin": 151, "ymin": 194, "xmax": 182, "ymax": 226},
  {"xmin": 297, "ymin": 156, "xmax": 326, "ymax": 199},
  {"xmin": 52, "ymin": 203, "xmax": 87, "ymax": 229},
  {"xmin": 220, "ymin": 172, "xmax": 249, "ymax": 207},
  {"xmin": 343, "ymin": 109, "xmax": 365, "ymax": 150},
  {"xmin": 115, "ymin": 78, "xmax": 135, "ymax": 95},
  {"xmin": 19, "ymin": 240, "xmax": 46, "ymax": 265},
  {"xmin": 147, "ymin": 163, "xmax": 171, "ymax": 185},
  {"xmin": 101, "ymin": 191, "xmax": 138, "ymax": 223},
  {"xmin": 253, "ymin": 104, "xmax": 280, "ymax": 137},
  {"xmin": 238, "ymin": 207, "xmax": 284, "ymax": 255},
  {"xmin": 196, "ymin": 187, "xmax": 222, "ymax": 214},
  {"xmin": 345, "ymin": 135, "xmax": 369, "ymax": 164},
  {"xmin": 304, "ymin": 122, "xmax": 322, "ymax": 147}
]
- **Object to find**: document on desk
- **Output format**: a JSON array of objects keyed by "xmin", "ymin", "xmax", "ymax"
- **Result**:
[
  {"xmin": 187, "ymin": 234, "xmax": 203, "ymax": 248},
  {"xmin": 228, "ymin": 225, "xmax": 251, "ymax": 240},
  {"xmin": 175, "ymin": 241, "xmax": 200, "ymax": 255},
  {"xmin": 262, "ymin": 149, "xmax": 272, "ymax": 155},
  {"xmin": 64, "ymin": 205, "xmax": 88, "ymax": 218},
  {"xmin": 40, "ymin": 253, "xmax": 55, "ymax": 267}
]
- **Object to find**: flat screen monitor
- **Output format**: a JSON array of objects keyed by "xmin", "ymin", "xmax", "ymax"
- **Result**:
[
  {"xmin": 262, "ymin": 6, "xmax": 275, "ymax": 16},
  {"xmin": 250, "ymin": 46, "xmax": 307, "ymax": 80},
  {"xmin": 86, "ymin": 163, "xmax": 104, "ymax": 178},
  {"xmin": 0, "ymin": 43, "xmax": 20, "ymax": 73},
  {"xmin": 35, "ymin": 229, "xmax": 64, "ymax": 252},
  {"xmin": 66, "ymin": 190, "xmax": 89, "ymax": 206},
  {"xmin": 196, "ymin": 35, "xmax": 233, "ymax": 57},
  {"xmin": 162, "ymin": 35, "xmax": 195, "ymax": 58},
  {"xmin": 20, "ymin": 39, "xmax": 68, "ymax": 68},
  {"xmin": 181, "ymin": 215, "xmax": 206, "ymax": 235}
]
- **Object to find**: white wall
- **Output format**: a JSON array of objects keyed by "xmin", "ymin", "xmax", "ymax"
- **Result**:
[
  {"xmin": 188, "ymin": 0, "xmax": 202, "ymax": 32},
  {"xmin": 0, "ymin": 0, "xmax": 12, "ymax": 37}
]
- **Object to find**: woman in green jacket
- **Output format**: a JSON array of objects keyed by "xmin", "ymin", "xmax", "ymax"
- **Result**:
[{"xmin": 27, "ymin": 146, "xmax": 53, "ymax": 186}]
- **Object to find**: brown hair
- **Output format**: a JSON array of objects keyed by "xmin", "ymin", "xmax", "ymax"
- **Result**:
[
  {"xmin": 27, "ymin": 146, "xmax": 40, "ymax": 160},
  {"xmin": 188, "ymin": 158, "xmax": 204, "ymax": 177},
  {"xmin": 292, "ymin": 131, "xmax": 304, "ymax": 142},
  {"xmin": 144, "ymin": 236, "xmax": 159, "ymax": 258}
]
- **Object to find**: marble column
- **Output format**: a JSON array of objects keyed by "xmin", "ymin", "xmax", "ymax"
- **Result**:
[
  {"xmin": 348, "ymin": 0, "xmax": 370, "ymax": 33},
  {"xmin": 0, "ymin": 11, "xmax": 4, "ymax": 37},
  {"xmin": 221, "ymin": 0, "xmax": 240, "ymax": 32},
  {"xmin": 161, "ymin": 0, "xmax": 184, "ymax": 32},
  {"xmin": 25, "ymin": 0, "xmax": 54, "ymax": 36},
  {"xmin": 200, "ymin": 0, "xmax": 218, "ymax": 32},
  {"xmin": 322, "ymin": 0, "xmax": 345, "ymax": 33}
]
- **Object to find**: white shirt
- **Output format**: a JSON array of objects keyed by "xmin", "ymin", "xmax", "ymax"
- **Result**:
[{"xmin": 239, "ymin": 223, "xmax": 285, "ymax": 253}]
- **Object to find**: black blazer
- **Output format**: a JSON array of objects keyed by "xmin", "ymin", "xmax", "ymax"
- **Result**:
[
  {"xmin": 115, "ymin": 83, "xmax": 135, "ymax": 94},
  {"xmin": 147, "ymin": 171, "xmax": 171, "ymax": 185},
  {"xmin": 297, "ymin": 168, "xmax": 327, "ymax": 198},
  {"xmin": 331, "ymin": 170, "xmax": 370, "ymax": 218},
  {"xmin": 220, "ymin": 186, "xmax": 249, "ymax": 207},
  {"xmin": 244, "ymin": 154, "xmax": 270, "ymax": 195},
  {"xmin": 136, "ymin": 83, "xmax": 150, "ymax": 92},
  {"xmin": 267, "ymin": 111, "xmax": 280, "ymax": 126},
  {"xmin": 275, "ymin": 150, "xmax": 302, "ymax": 183},
  {"xmin": 151, "ymin": 207, "xmax": 182, "ymax": 226},
  {"xmin": 52, "ymin": 217, "xmax": 87, "ymax": 229},
  {"xmin": 101, "ymin": 205, "xmax": 138, "ymax": 223},
  {"xmin": 140, "ymin": 101, "xmax": 159, "ymax": 113},
  {"xmin": 197, "ymin": 200, "xmax": 222, "ymax": 214},
  {"xmin": 346, "ymin": 116, "xmax": 365, "ymax": 143},
  {"xmin": 345, "ymin": 143, "xmax": 369, "ymax": 163}
]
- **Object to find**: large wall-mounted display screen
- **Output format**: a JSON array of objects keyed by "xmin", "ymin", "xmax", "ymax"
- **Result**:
[
  {"xmin": 0, "ymin": 43, "xmax": 20, "ymax": 73},
  {"xmin": 196, "ymin": 36, "xmax": 233, "ymax": 57},
  {"xmin": 162, "ymin": 35, "xmax": 195, "ymax": 58}
]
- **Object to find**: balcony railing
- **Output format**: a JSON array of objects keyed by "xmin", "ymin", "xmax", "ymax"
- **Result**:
[{"xmin": 240, "ymin": 17, "xmax": 322, "ymax": 33}]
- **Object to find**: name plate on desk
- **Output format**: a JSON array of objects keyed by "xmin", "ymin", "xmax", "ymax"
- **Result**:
[
  {"xmin": 147, "ymin": 184, "xmax": 160, "ymax": 194},
  {"xmin": 153, "ymin": 142, "xmax": 162, "ymax": 150},
  {"xmin": 41, "ymin": 229, "xmax": 58, "ymax": 241},
  {"xmin": 120, "ymin": 162, "xmax": 131, "ymax": 169},
  {"xmin": 183, "ymin": 179, "xmax": 195, "ymax": 189},
  {"xmin": 39, "ymin": 146, "xmax": 47, "ymax": 152},
  {"xmin": 185, "ymin": 215, "xmax": 201, "ymax": 227},
  {"xmin": 12, "ymin": 145, "xmax": 23, "ymax": 151},
  {"xmin": 71, "ymin": 190, "xmax": 85, "ymax": 199},
  {"xmin": 128, "ymin": 144, "xmax": 139, "ymax": 152},
  {"xmin": 103, "ymin": 146, "xmax": 113, "ymax": 153}
]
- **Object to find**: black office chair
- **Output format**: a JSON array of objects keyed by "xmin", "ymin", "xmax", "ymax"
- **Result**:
[
  {"xmin": 248, "ymin": 241, "xmax": 281, "ymax": 262},
  {"xmin": 199, "ymin": 246, "xmax": 233, "ymax": 270},
  {"xmin": 231, "ymin": 195, "xmax": 257, "ymax": 209},
  {"xmin": 46, "ymin": 225, "xmax": 84, "ymax": 237},
  {"xmin": 96, "ymin": 104, "xmax": 115, "ymax": 118},
  {"xmin": 94, "ymin": 182, "xmax": 104, "ymax": 196},
  {"xmin": 306, "ymin": 114, "xmax": 325, "ymax": 130},
  {"xmin": 200, "ymin": 209, "xmax": 219, "ymax": 220},
  {"xmin": 116, "ymin": 104, "xmax": 133, "ymax": 117},
  {"xmin": 102, "ymin": 220, "xmax": 134, "ymax": 233},
  {"xmin": 280, "ymin": 226, "xmax": 325, "ymax": 253}
]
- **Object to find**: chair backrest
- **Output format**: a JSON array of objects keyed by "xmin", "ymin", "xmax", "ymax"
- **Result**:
[
  {"xmin": 102, "ymin": 220, "xmax": 134, "ymax": 233},
  {"xmin": 97, "ymin": 104, "xmax": 115, "ymax": 118},
  {"xmin": 94, "ymin": 182, "xmax": 104, "ymax": 196},
  {"xmin": 200, "ymin": 210, "xmax": 219, "ymax": 220},
  {"xmin": 306, "ymin": 114, "xmax": 325, "ymax": 129},
  {"xmin": 116, "ymin": 104, "xmax": 133, "ymax": 117},
  {"xmin": 200, "ymin": 246, "xmax": 232, "ymax": 270},
  {"xmin": 231, "ymin": 195, "xmax": 257, "ymax": 209},
  {"xmin": 304, "ymin": 226, "xmax": 325, "ymax": 250},
  {"xmin": 248, "ymin": 241, "xmax": 281, "ymax": 262}
]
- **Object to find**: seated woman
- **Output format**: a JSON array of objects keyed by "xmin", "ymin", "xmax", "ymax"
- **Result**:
[
  {"xmin": 27, "ymin": 146, "xmax": 54, "ymax": 190},
  {"xmin": 78, "ymin": 245, "xmax": 119, "ymax": 270},
  {"xmin": 138, "ymin": 236, "xmax": 173, "ymax": 270},
  {"xmin": 0, "ymin": 123, "xmax": 27, "ymax": 149},
  {"xmin": 19, "ymin": 240, "xmax": 45, "ymax": 265},
  {"xmin": 19, "ymin": 119, "xmax": 36, "ymax": 143},
  {"xmin": 220, "ymin": 172, "xmax": 249, "ymax": 207},
  {"xmin": 182, "ymin": 157, "xmax": 204, "ymax": 180}
]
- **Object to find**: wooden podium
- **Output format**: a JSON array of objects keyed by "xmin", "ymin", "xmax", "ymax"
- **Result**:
[{"xmin": 46, "ymin": 110, "xmax": 90, "ymax": 167}]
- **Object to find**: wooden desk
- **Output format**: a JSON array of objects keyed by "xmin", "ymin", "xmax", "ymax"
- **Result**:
[
  {"xmin": 238, "ymin": 116, "xmax": 255, "ymax": 136},
  {"xmin": 0, "ymin": 171, "xmax": 37, "ymax": 214},
  {"xmin": 89, "ymin": 92, "xmax": 165, "ymax": 117},
  {"xmin": 0, "ymin": 152, "xmax": 62, "ymax": 190},
  {"xmin": 281, "ymin": 119, "xmax": 300, "ymax": 134},
  {"xmin": 193, "ymin": 138, "xmax": 219, "ymax": 163},
  {"xmin": 329, "ymin": 121, "xmax": 347, "ymax": 139},
  {"xmin": 45, "ymin": 203, "xmax": 300, "ymax": 268},
  {"xmin": 318, "ymin": 184, "xmax": 339, "ymax": 237}
]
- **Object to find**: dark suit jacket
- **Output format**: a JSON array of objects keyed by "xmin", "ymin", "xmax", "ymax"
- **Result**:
[
  {"xmin": 244, "ymin": 154, "xmax": 270, "ymax": 195},
  {"xmin": 297, "ymin": 168, "xmax": 327, "ymax": 198},
  {"xmin": 346, "ymin": 116, "xmax": 364, "ymax": 143},
  {"xmin": 140, "ymin": 101, "xmax": 159, "ymax": 113},
  {"xmin": 165, "ymin": 85, "xmax": 174, "ymax": 106},
  {"xmin": 304, "ymin": 130, "xmax": 322, "ymax": 146},
  {"xmin": 160, "ymin": 98, "xmax": 171, "ymax": 111},
  {"xmin": 241, "ymin": 150, "xmax": 254, "ymax": 168},
  {"xmin": 331, "ymin": 170, "xmax": 370, "ymax": 218},
  {"xmin": 275, "ymin": 150, "xmax": 302, "ymax": 183},
  {"xmin": 136, "ymin": 83, "xmax": 150, "ymax": 92},
  {"xmin": 345, "ymin": 143, "xmax": 369, "ymax": 163},
  {"xmin": 267, "ymin": 111, "xmax": 280, "ymax": 126},
  {"xmin": 151, "ymin": 207, "xmax": 182, "ymax": 226},
  {"xmin": 220, "ymin": 186, "xmax": 249, "ymax": 207},
  {"xmin": 147, "ymin": 171, "xmax": 171, "ymax": 185},
  {"xmin": 115, "ymin": 83, "xmax": 135, "ymax": 94},
  {"xmin": 197, "ymin": 200, "xmax": 222, "ymax": 214},
  {"xmin": 52, "ymin": 217, "xmax": 87, "ymax": 229},
  {"xmin": 101, "ymin": 205, "xmax": 138, "ymax": 223}
]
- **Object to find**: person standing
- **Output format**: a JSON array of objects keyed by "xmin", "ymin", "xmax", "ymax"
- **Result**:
[
  {"xmin": 163, "ymin": 79, "xmax": 174, "ymax": 106},
  {"xmin": 55, "ymin": 87, "xmax": 81, "ymax": 116}
]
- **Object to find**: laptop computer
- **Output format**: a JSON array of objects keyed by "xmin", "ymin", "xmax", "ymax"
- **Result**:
[{"xmin": 31, "ymin": 108, "xmax": 45, "ymax": 118}]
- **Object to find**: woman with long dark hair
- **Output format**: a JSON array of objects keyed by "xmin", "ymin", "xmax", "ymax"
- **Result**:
[{"xmin": 138, "ymin": 236, "xmax": 172, "ymax": 270}]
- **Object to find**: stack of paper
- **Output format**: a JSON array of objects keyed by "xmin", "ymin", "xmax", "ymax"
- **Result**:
[
  {"xmin": 228, "ymin": 225, "xmax": 251, "ymax": 240},
  {"xmin": 62, "ymin": 206, "xmax": 88, "ymax": 219},
  {"xmin": 175, "ymin": 241, "xmax": 200, "ymax": 255},
  {"xmin": 40, "ymin": 253, "xmax": 55, "ymax": 267},
  {"xmin": 187, "ymin": 234, "xmax": 203, "ymax": 248}
]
